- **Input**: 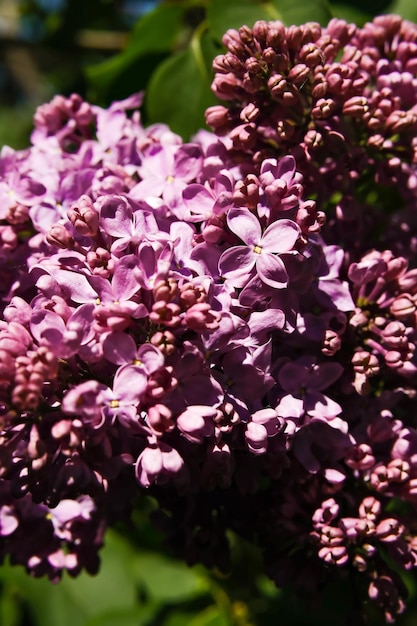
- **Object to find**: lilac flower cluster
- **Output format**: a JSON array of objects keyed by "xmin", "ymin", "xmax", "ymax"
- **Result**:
[
  {"xmin": 206, "ymin": 14, "xmax": 417, "ymax": 257},
  {"xmin": 1, "ymin": 13, "xmax": 417, "ymax": 623}
]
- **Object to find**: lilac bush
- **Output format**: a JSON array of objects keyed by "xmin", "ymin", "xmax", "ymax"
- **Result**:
[{"xmin": 1, "ymin": 13, "xmax": 417, "ymax": 623}]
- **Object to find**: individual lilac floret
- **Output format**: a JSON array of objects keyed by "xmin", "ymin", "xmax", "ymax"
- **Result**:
[{"xmin": 219, "ymin": 208, "xmax": 300, "ymax": 288}]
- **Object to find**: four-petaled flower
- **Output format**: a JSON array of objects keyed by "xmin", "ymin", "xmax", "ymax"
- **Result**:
[{"xmin": 219, "ymin": 208, "xmax": 300, "ymax": 288}]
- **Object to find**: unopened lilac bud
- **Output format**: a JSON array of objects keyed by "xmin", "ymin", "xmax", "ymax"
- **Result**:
[
  {"xmin": 185, "ymin": 303, "xmax": 220, "ymax": 332},
  {"xmin": 312, "ymin": 498, "xmax": 339, "ymax": 528},
  {"xmin": 385, "ymin": 350, "xmax": 404, "ymax": 369},
  {"xmin": 148, "ymin": 404, "xmax": 174, "ymax": 435},
  {"xmin": 370, "ymin": 464, "xmax": 390, "ymax": 491},
  {"xmin": 299, "ymin": 43, "xmax": 325, "ymax": 68},
  {"xmin": 201, "ymin": 217, "xmax": 225, "ymax": 244},
  {"xmin": 153, "ymin": 279, "xmax": 177, "ymax": 303},
  {"xmin": 387, "ymin": 459, "xmax": 410, "ymax": 483},
  {"xmin": 385, "ymin": 256, "xmax": 408, "ymax": 281},
  {"xmin": 343, "ymin": 96, "xmax": 369, "ymax": 117},
  {"xmin": 265, "ymin": 21, "xmax": 285, "ymax": 48},
  {"xmin": 252, "ymin": 20, "xmax": 268, "ymax": 46},
  {"xmin": 238, "ymin": 25, "xmax": 254, "ymax": 46},
  {"xmin": 149, "ymin": 302, "xmax": 181, "ymax": 328},
  {"xmin": 376, "ymin": 518, "xmax": 404, "ymax": 542},
  {"xmin": 213, "ymin": 53, "xmax": 243, "ymax": 73},
  {"xmin": 240, "ymin": 103, "xmax": 260, "ymax": 123},
  {"xmin": 285, "ymin": 25, "xmax": 304, "ymax": 51},
  {"xmin": 352, "ymin": 350, "xmax": 380, "ymax": 376},
  {"xmin": 229, "ymin": 123, "xmax": 257, "ymax": 149},
  {"xmin": 245, "ymin": 57, "xmax": 264, "ymax": 74},
  {"xmin": 340, "ymin": 517, "xmax": 371, "ymax": 540},
  {"xmin": 382, "ymin": 321, "xmax": 408, "ymax": 350},
  {"xmin": 46, "ymin": 223, "xmax": 74, "ymax": 249},
  {"xmin": 304, "ymin": 129, "xmax": 323, "ymax": 148},
  {"xmin": 345, "ymin": 443, "xmax": 375, "ymax": 470},
  {"xmin": 205, "ymin": 105, "xmax": 231, "ymax": 131},
  {"xmin": 245, "ymin": 421, "xmax": 268, "ymax": 455},
  {"xmin": 390, "ymin": 294, "xmax": 416, "ymax": 319},
  {"xmin": 289, "ymin": 63, "xmax": 311, "ymax": 86},
  {"xmin": 312, "ymin": 98, "xmax": 336, "ymax": 119},
  {"xmin": 176, "ymin": 405, "xmax": 216, "ymax": 444},
  {"xmin": 67, "ymin": 195, "xmax": 99, "ymax": 237},
  {"xmin": 261, "ymin": 47, "xmax": 280, "ymax": 66},
  {"xmin": 327, "ymin": 18, "xmax": 357, "ymax": 45},
  {"xmin": 267, "ymin": 74, "xmax": 287, "ymax": 97},
  {"xmin": 386, "ymin": 110, "xmax": 417, "ymax": 132},
  {"xmin": 0, "ymin": 226, "xmax": 18, "ymax": 252},
  {"xmin": 318, "ymin": 545, "xmax": 348, "ymax": 566},
  {"xmin": 311, "ymin": 79, "xmax": 328, "ymax": 99},
  {"xmin": 86, "ymin": 247, "xmax": 114, "ymax": 278},
  {"xmin": 359, "ymin": 496, "xmax": 381, "ymax": 520},
  {"xmin": 150, "ymin": 330, "xmax": 176, "ymax": 355},
  {"xmin": 320, "ymin": 525, "xmax": 344, "ymax": 546},
  {"xmin": 222, "ymin": 29, "xmax": 246, "ymax": 58},
  {"xmin": 242, "ymin": 73, "xmax": 265, "ymax": 94},
  {"xmin": 398, "ymin": 268, "xmax": 417, "ymax": 293},
  {"xmin": 322, "ymin": 329, "xmax": 341, "ymax": 356}
]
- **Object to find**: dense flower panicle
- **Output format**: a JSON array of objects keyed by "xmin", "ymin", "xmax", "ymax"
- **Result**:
[
  {"xmin": 0, "ymin": 16, "xmax": 417, "ymax": 621},
  {"xmin": 207, "ymin": 15, "xmax": 417, "ymax": 258}
]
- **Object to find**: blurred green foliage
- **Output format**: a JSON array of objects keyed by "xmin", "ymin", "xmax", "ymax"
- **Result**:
[{"xmin": 3, "ymin": 1, "xmax": 417, "ymax": 625}]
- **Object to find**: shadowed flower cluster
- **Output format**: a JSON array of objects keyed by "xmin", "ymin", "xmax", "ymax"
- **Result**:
[{"xmin": 0, "ymin": 13, "xmax": 417, "ymax": 624}]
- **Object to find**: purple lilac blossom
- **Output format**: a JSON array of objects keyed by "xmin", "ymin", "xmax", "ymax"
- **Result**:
[{"xmin": 0, "ymin": 16, "xmax": 417, "ymax": 622}]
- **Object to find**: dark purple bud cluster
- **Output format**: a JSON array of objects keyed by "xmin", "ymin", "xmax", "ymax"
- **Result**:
[{"xmin": 207, "ymin": 15, "xmax": 417, "ymax": 255}]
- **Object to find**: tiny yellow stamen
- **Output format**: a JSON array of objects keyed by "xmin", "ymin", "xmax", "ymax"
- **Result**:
[
  {"xmin": 253, "ymin": 245, "xmax": 263, "ymax": 254},
  {"xmin": 110, "ymin": 399, "xmax": 120, "ymax": 409},
  {"xmin": 166, "ymin": 175, "xmax": 175, "ymax": 183},
  {"xmin": 133, "ymin": 358, "xmax": 142, "ymax": 366},
  {"xmin": 95, "ymin": 298, "xmax": 101, "ymax": 305}
]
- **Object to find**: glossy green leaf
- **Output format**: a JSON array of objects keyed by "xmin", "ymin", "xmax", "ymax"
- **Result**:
[
  {"xmin": 145, "ymin": 30, "xmax": 218, "ymax": 139},
  {"xmin": 86, "ymin": 3, "xmax": 186, "ymax": 93},
  {"xmin": 208, "ymin": 0, "xmax": 332, "ymax": 40},
  {"xmin": 132, "ymin": 552, "xmax": 209, "ymax": 603}
]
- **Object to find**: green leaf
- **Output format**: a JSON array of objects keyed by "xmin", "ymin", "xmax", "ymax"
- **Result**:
[
  {"xmin": 0, "ymin": 530, "xmax": 140, "ymax": 626},
  {"xmin": 328, "ymin": 3, "xmax": 372, "ymax": 25},
  {"xmin": 271, "ymin": 0, "xmax": 332, "ymax": 26},
  {"xmin": 188, "ymin": 606, "xmax": 231, "ymax": 626},
  {"xmin": 84, "ymin": 606, "xmax": 158, "ymax": 626},
  {"xmin": 0, "ymin": 588, "xmax": 20, "ymax": 626},
  {"xmin": 86, "ymin": 3, "xmax": 186, "ymax": 94},
  {"xmin": 131, "ymin": 552, "xmax": 209, "ymax": 604},
  {"xmin": 145, "ymin": 29, "xmax": 218, "ymax": 139},
  {"xmin": 208, "ymin": 0, "xmax": 332, "ymax": 40},
  {"xmin": 207, "ymin": 0, "xmax": 277, "ymax": 40},
  {"xmin": 388, "ymin": 0, "xmax": 417, "ymax": 21}
]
